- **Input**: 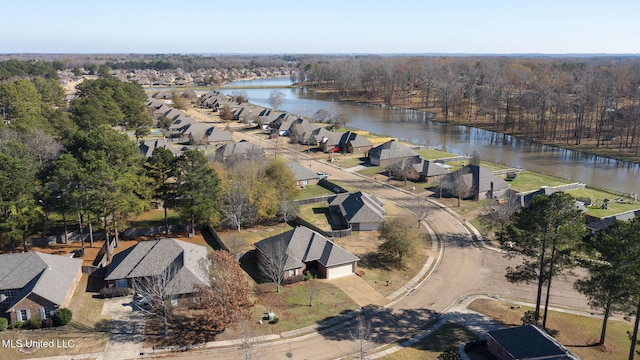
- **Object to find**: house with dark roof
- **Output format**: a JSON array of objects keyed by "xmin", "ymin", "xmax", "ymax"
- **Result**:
[
  {"xmin": 104, "ymin": 238, "xmax": 207, "ymax": 306},
  {"xmin": 289, "ymin": 118, "xmax": 322, "ymax": 144},
  {"xmin": 319, "ymin": 131, "xmax": 373, "ymax": 154},
  {"xmin": 440, "ymin": 164, "xmax": 510, "ymax": 200},
  {"xmin": 138, "ymin": 138, "xmax": 181, "ymax": 158},
  {"xmin": 586, "ymin": 209, "xmax": 640, "ymax": 232},
  {"xmin": 328, "ymin": 191, "xmax": 386, "ymax": 231},
  {"xmin": 412, "ymin": 159, "xmax": 451, "ymax": 181},
  {"xmin": 286, "ymin": 161, "xmax": 321, "ymax": 187},
  {"xmin": 368, "ymin": 140, "xmax": 420, "ymax": 166},
  {"xmin": 213, "ymin": 140, "xmax": 265, "ymax": 163},
  {"xmin": 487, "ymin": 325, "xmax": 579, "ymax": 360},
  {"xmin": 0, "ymin": 252, "xmax": 82, "ymax": 324},
  {"xmin": 254, "ymin": 226, "xmax": 359, "ymax": 279}
]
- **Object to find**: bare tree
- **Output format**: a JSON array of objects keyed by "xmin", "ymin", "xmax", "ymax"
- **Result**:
[
  {"xmin": 131, "ymin": 260, "xmax": 181, "ymax": 338},
  {"xmin": 222, "ymin": 180, "xmax": 253, "ymax": 232},
  {"xmin": 257, "ymin": 238, "xmax": 288, "ymax": 292},
  {"xmin": 225, "ymin": 235, "xmax": 248, "ymax": 260},
  {"xmin": 23, "ymin": 127, "xmax": 62, "ymax": 169},
  {"xmin": 387, "ymin": 159, "xmax": 419, "ymax": 186},
  {"xmin": 268, "ymin": 90, "xmax": 286, "ymax": 110},
  {"xmin": 238, "ymin": 320, "xmax": 262, "ymax": 360},
  {"xmin": 477, "ymin": 195, "xmax": 520, "ymax": 242},
  {"xmin": 439, "ymin": 168, "xmax": 473, "ymax": 207},
  {"xmin": 279, "ymin": 194, "xmax": 299, "ymax": 226},
  {"xmin": 350, "ymin": 314, "xmax": 373, "ymax": 360},
  {"xmin": 306, "ymin": 277, "xmax": 320, "ymax": 306},
  {"xmin": 412, "ymin": 197, "xmax": 430, "ymax": 228}
]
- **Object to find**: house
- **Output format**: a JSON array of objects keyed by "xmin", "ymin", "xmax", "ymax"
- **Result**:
[
  {"xmin": 412, "ymin": 159, "xmax": 450, "ymax": 181},
  {"xmin": 328, "ymin": 191, "xmax": 386, "ymax": 231},
  {"xmin": 213, "ymin": 140, "xmax": 265, "ymax": 163},
  {"xmin": 254, "ymin": 226, "xmax": 359, "ymax": 279},
  {"xmin": 289, "ymin": 118, "xmax": 322, "ymax": 144},
  {"xmin": 343, "ymin": 132, "xmax": 373, "ymax": 153},
  {"xmin": 285, "ymin": 161, "xmax": 320, "ymax": 187},
  {"xmin": 104, "ymin": 238, "xmax": 208, "ymax": 306},
  {"xmin": 586, "ymin": 209, "xmax": 640, "ymax": 232},
  {"xmin": 440, "ymin": 164, "xmax": 510, "ymax": 200},
  {"xmin": 183, "ymin": 122, "xmax": 232, "ymax": 146},
  {"xmin": 368, "ymin": 139, "xmax": 420, "ymax": 166},
  {"xmin": 0, "ymin": 252, "xmax": 82, "ymax": 324},
  {"xmin": 138, "ymin": 138, "xmax": 181, "ymax": 158},
  {"xmin": 487, "ymin": 325, "xmax": 579, "ymax": 360}
]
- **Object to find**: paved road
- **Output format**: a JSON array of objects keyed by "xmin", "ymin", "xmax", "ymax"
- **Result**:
[{"xmin": 162, "ymin": 129, "xmax": 590, "ymax": 360}]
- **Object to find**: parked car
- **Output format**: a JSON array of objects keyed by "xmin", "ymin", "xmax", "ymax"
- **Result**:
[
  {"xmin": 316, "ymin": 172, "xmax": 329, "ymax": 179},
  {"xmin": 134, "ymin": 294, "xmax": 149, "ymax": 308}
]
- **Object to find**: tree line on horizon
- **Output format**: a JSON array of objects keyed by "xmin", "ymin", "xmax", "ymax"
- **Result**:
[{"xmin": 292, "ymin": 56, "xmax": 640, "ymax": 161}]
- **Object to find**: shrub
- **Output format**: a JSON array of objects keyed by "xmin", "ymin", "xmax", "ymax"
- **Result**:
[
  {"xmin": 100, "ymin": 287, "xmax": 131, "ymax": 298},
  {"xmin": 283, "ymin": 274, "xmax": 305, "ymax": 284},
  {"xmin": 42, "ymin": 318, "xmax": 54, "ymax": 328},
  {"xmin": 14, "ymin": 321, "xmax": 24, "ymax": 328},
  {"xmin": 0, "ymin": 318, "xmax": 7, "ymax": 331},
  {"xmin": 304, "ymin": 271, "xmax": 314, "ymax": 281},
  {"xmin": 27, "ymin": 317, "xmax": 42, "ymax": 329},
  {"xmin": 53, "ymin": 308, "xmax": 72, "ymax": 326},
  {"xmin": 270, "ymin": 316, "xmax": 280, "ymax": 324}
]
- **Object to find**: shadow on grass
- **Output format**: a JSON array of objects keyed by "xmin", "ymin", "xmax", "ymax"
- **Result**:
[
  {"xmin": 147, "ymin": 312, "xmax": 222, "ymax": 349},
  {"xmin": 358, "ymin": 251, "xmax": 403, "ymax": 271},
  {"xmin": 318, "ymin": 307, "xmax": 436, "ymax": 346},
  {"xmin": 239, "ymin": 250, "xmax": 267, "ymax": 284}
]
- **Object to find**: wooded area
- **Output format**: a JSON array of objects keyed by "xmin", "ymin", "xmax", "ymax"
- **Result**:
[{"xmin": 293, "ymin": 56, "xmax": 640, "ymax": 162}]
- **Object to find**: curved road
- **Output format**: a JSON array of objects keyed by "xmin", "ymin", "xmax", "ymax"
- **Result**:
[{"xmin": 168, "ymin": 123, "xmax": 589, "ymax": 360}]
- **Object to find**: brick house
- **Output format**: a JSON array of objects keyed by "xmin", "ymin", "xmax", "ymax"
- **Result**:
[
  {"xmin": 0, "ymin": 252, "xmax": 82, "ymax": 324},
  {"xmin": 104, "ymin": 238, "xmax": 208, "ymax": 307}
]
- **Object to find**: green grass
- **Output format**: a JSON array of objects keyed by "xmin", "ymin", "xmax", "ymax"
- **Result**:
[
  {"xmin": 297, "ymin": 204, "xmax": 332, "ymax": 231},
  {"xmin": 504, "ymin": 171, "xmax": 573, "ymax": 193},
  {"xmin": 416, "ymin": 148, "xmax": 456, "ymax": 160},
  {"xmin": 569, "ymin": 186, "xmax": 640, "ymax": 217},
  {"xmin": 382, "ymin": 322, "xmax": 480, "ymax": 360},
  {"xmin": 332, "ymin": 157, "xmax": 366, "ymax": 168},
  {"xmin": 251, "ymin": 281, "xmax": 359, "ymax": 334},
  {"xmin": 295, "ymin": 184, "xmax": 335, "ymax": 199},
  {"xmin": 358, "ymin": 165, "xmax": 386, "ymax": 177},
  {"xmin": 127, "ymin": 208, "xmax": 181, "ymax": 228},
  {"xmin": 468, "ymin": 298, "xmax": 634, "ymax": 360}
]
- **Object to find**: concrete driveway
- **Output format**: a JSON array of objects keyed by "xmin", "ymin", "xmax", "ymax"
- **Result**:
[
  {"xmin": 328, "ymin": 275, "xmax": 389, "ymax": 307},
  {"xmin": 97, "ymin": 295, "xmax": 146, "ymax": 360}
]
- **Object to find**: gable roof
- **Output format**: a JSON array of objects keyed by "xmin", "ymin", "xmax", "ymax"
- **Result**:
[
  {"xmin": 0, "ymin": 252, "xmax": 82, "ymax": 312},
  {"xmin": 139, "ymin": 138, "xmax": 180, "ymax": 158},
  {"xmin": 369, "ymin": 140, "xmax": 419, "ymax": 161},
  {"xmin": 488, "ymin": 325, "xmax": 579, "ymax": 359},
  {"xmin": 329, "ymin": 191, "xmax": 386, "ymax": 224},
  {"xmin": 254, "ymin": 226, "xmax": 359, "ymax": 269},
  {"xmin": 214, "ymin": 140, "xmax": 265, "ymax": 161},
  {"xmin": 105, "ymin": 238, "xmax": 207, "ymax": 295},
  {"xmin": 412, "ymin": 159, "xmax": 450, "ymax": 177},
  {"xmin": 587, "ymin": 209, "xmax": 640, "ymax": 231},
  {"xmin": 285, "ymin": 161, "xmax": 319, "ymax": 182},
  {"xmin": 442, "ymin": 164, "xmax": 510, "ymax": 194}
]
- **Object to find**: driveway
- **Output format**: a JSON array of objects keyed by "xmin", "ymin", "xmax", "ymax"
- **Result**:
[
  {"xmin": 328, "ymin": 275, "xmax": 389, "ymax": 307},
  {"xmin": 97, "ymin": 295, "xmax": 146, "ymax": 360}
]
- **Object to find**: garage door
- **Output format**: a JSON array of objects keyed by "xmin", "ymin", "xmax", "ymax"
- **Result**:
[{"xmin": 327, "ymin": 263, "xmax": 354, "ymax": 279}]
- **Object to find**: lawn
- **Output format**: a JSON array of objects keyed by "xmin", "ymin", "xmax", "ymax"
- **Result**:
[
  {"xmin": 358, "ymin": 165, "xmax": 386, "ymax": 177},
  {"xmin": 569, "ymin": 186, "xmax": 640, "ymax": 218},
  {"xmin": 502, "ymin": 171, "xmax": 573, "ymax": 193},
  {"xmin": 297, "ymin": 204, "xmax": 332, "ymax": 231},
  {"xmin": 467, "ymin": 298, "xmax": 635, "ymax": 360},
  {"xmin": 382, "ymin": 322, "xmax": 482, "ymax": 360},
  {"xmin": 332, "ymin": 156, "xmax": 366, "ymax": 169},
  {"xmin": 127, "ymin": 208, "xmax": 181, "ymax": 228},
  {"xmin": 295, "ymin": 184, "xmax": 335, "ymax": 199},
  {"xmin": 416, "ymin": 148, "xmax": 456, "ymax": 160},
  {"xmin": 215, "ymin": 280, "xmax": 360, "ymax": 340},
  {"xmin": 0, "ymin": 275, "xmax": 109, "ymax": 360}
]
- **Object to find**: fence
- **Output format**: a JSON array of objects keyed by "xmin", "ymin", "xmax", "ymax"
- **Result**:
[
  {"xmin": 202, "ymin": 225, "xmax": 229, "ymax": 252},
  {"xmin": 294, "ymin": 195, "xmax": 332, "ymax": 206}
]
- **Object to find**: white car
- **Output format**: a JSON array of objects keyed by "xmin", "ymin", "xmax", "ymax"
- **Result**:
[
  {"xmin": 134, "ymin": 294, "xmax": 149, "ymax": 307},
  {"xmin": 316, "ymin": 172, "xmax": 329, "ymax": 179}
]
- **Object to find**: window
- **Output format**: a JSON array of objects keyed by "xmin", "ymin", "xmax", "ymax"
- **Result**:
[
  {"xmin": 17, "ymin": 309, "xmax": 30, "ymax": 322},
  {"xmin": 171, "ymin": 295, "xmax": 178, "ymax": 307},
  {"xmin": 288, "ymin": 269, "xmax": 297, "ymax": 276},
  {"xmin": 39, "ymin": 307, "xmax": 54, "ymax": 319}
]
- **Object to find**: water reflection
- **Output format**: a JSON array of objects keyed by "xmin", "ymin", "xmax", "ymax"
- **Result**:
[{"xmin": 221, "ymin": 79, "xmax": 640, "ymax": 194}]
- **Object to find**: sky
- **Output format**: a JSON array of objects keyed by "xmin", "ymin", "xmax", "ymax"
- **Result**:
[{"xmin": 2, "ymin": 0, "xmax": 639, "ymax": 55}]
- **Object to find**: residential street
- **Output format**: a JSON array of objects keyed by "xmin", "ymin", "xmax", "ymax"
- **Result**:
[{"xmin": 158, "ymin": 128, "xmax": 590, "ymax": 360}]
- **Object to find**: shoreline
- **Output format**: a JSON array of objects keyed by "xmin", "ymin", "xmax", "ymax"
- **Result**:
[{"xmin": 299, "ymin": 84, "xmax": 640, "ymax": 166}]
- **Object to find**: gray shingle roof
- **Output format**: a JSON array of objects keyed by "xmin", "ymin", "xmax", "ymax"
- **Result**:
[
  {"xmin": 285, "ymin": 161, "xmax": 319, "ymax": 181},
  {"xmin": 105, "ymin": 239, "xmax": 207, "ymax": 295},
  {"xmin": 139, "ymin": 138, "xmax": 180, "ymax": 158},
  {"xmin": 488, "ymin": 325, "xmax": 579, "ymax": 359},
  {"xmin": 329, "ymin": 191, "xmax": 386, "ymax": 224},
  {"xmin": 369, "ymin": 140, "xmax": 419, "ymax": 161},
  {"xmin": 412, "ymin": 159, "xmax": 450, "ymax": 177},
  {"xmin": 254, "ymin": 227, "xmax": 359, "ymax": 269},
  {"xmin": 0, "ymin": 252, "xmax": 82, "ymax": 312}
]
